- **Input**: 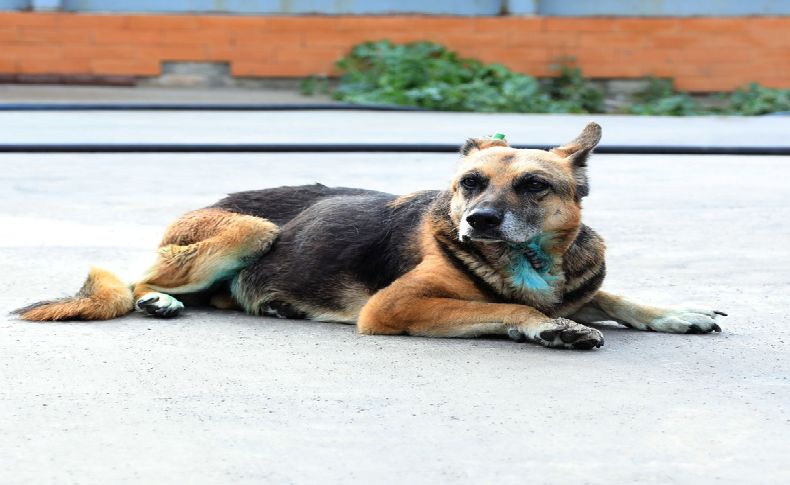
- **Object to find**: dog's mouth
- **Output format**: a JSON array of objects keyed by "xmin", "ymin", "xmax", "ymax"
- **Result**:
[
  {"xmin": 461, "ymin": 234, "xmax": 506, "ymax": 244},
  {"xmin": 459, "ymin": 228, "xmax": 538, "ymax": 246}
]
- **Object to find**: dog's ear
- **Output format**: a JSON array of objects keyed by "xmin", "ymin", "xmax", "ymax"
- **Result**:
[
  {"xmin": 551, "ymin": 122, "xmax": 602, "ymax": 200},
  {"xmin": 550, "ymin": 122, "xmax": 602, "ymax": 168},
  {"xmin": 461, "ymin": 136, "xmax": 509, "ymax": 156}
]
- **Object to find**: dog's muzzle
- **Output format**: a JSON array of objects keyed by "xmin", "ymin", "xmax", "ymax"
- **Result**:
[
  {"xmin": 460, "ymin": 207, "xmax": 505, "ymax": 242},
  {"xmin": 466, "ymin": 208, "xmax": 503, "ymax": 232}
]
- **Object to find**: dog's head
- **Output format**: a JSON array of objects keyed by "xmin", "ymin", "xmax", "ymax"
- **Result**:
[{"xmin": 450, "ymin": 122, "xmax": 601, "ymax": 247}]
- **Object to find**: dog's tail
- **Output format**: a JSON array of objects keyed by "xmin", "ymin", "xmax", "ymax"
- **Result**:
[{"xmin": 12, "ymin": 267, "xmax": 134, "ymax": 321}]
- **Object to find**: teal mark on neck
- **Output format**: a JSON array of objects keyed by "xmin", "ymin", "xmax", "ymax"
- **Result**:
[{"xmin": 508, "ymin": 233, "xmax": 559, "ymax": 292}]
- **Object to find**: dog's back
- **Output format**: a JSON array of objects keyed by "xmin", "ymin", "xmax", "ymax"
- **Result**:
[{"xmin": 211, "ymin": 183, "xmax": 380, "ymax": 225}]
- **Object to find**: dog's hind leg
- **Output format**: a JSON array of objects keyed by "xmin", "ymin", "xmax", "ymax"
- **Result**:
[{"xmin": 133, "ymin": 208, "xmax": 278, "ymax": 318}]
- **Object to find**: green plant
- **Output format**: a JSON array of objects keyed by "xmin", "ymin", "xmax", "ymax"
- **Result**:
[
  {"xmin": 303, "ymin": 40, "xmax": 790, "ymax": 116},
  {"xmin": 544, "ymin": 58, "xmax": 605, "ymax": 113},
  {"xmin": 327, "ymin": 40, "xmax": 599, "ymax": 113},
  {"xmin": 726, "ymin": 83, "xmax": 790, "ymax": 115},
  {"xmin": 299, "ymin": 75, "xmax": 330, "ymax": 96},
  {"xmin": 626, "ymin": 78, "xmax": 703, "ymax": 116}
]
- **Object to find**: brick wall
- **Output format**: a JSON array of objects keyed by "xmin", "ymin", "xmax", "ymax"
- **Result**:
[{"xmin": 0, "ymin": 12, "xmax": 787, "ymax": 91}]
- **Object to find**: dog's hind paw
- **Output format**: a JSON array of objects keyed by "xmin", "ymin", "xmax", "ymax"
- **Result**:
[
  {"xmin": 648, "ymin": 305, "xmax": 725, "ymax": 334},
  {"xmin": 135, "ymin": 292, "xmax": 184, "ymax": 318},
  {"xmin": 510, "ymin": 317, "xmax": 604, "ymax": 350}
]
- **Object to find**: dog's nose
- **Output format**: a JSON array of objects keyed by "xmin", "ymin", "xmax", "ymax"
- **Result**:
[{"xmin": 466, "ymin": 208, "xmax": 503, "ymax": 231}]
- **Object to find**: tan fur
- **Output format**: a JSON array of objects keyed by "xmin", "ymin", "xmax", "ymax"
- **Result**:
[
  {"xmin": 358, "ymin": 217, "xmax": 553, "ymax": 337},
  {"xmin": 16, "ymin": 267, "xmax": 133, "ymax": 321},
  {"xmin": 134, "ymin": 208, "xmax": 278, "ymax": 297},
  {"xmin": 587, "ymin": 290, "xmax": 666, "ymax": 324},
  {"xmin": 17, "ymin": 208, "xmax": 278, "ymax": 321}
]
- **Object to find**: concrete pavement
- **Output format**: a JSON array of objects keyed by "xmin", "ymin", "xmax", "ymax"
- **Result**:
[
  {"xmin": 0, "ymin": 84, "xmax": 334, "ymax": 105},
  {"xmin": 1, "ymin": 110, "xmax": 789, "ymax": 148},
  {"xmin": 1, "ymin": 149, "xmax": 788, "ymax": 484}
]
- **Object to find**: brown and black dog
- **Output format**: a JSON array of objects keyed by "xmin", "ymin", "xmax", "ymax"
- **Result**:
[{"xmin": 14, "ymin": 122, "xmax": 725, "ymax": 349}]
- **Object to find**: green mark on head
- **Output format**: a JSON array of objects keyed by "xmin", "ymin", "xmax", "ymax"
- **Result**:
[{"xmin": 492, "ymin": 133, "xmax": 506, "ymax": 140}]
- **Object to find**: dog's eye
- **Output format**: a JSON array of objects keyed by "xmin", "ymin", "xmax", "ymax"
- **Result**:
[
  {"xmin": 522, "ymin": 179, "xmax": 549, "ymax": 192},
  {"xmin": 460, "ymin": 176, "xmax": 482, "ymax": 190}
]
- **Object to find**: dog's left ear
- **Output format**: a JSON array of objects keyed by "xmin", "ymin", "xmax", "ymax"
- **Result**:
[
  {"xmin": 461, "ymin": 136, "xmax": 509, "ymax": 156},
  {"xmin": 550, "ymin": 122, "xmax": 602, "ymax": 168},
  {"xmin": 551, "ymin": 122, "xmax": 602, "ymax": 200}
]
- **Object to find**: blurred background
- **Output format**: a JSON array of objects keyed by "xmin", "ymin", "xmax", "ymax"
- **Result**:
[{"xmin": 0, "ymin": 0, "xmax": 788, "ymax": 114}]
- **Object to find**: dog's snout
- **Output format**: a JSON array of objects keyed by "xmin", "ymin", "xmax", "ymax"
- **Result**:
[{"xmin": 466, "ymin": 208, "xmax": 503, "ymax": 231}]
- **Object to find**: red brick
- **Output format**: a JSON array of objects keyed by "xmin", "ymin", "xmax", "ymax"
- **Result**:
[
  {"xmin": 126, "ymin": 14, "xmax": 198, "ymax": 31},
  {"xmin": 230, "ymin": 30, "xmax": 302, "ymax": 47},
  {"xmin": 18, "ymin": 27, "xmax": 94, "ymax": 44},
  {"xmin": 0, "ymin": 44, "xmax": 60, "ymax": 60},
  {"xmin": 474, "ymin": 17, "xmax": 543, "ymax": 32},
  {"xmin": 149, "ymin": 45, "xmax": 209, "ymax": 61},
  {"xmin": 0, "ymin": 27, "xmax": 18, "ymax": 42},
  {"xmin": 425, "ymin": 32, "xmax": 502, "ymax": 49},
  {"xmin": 508, "ymin": 32, "xmax": 579, "ymax": 49},
  {"xmin": 93, "ymin": 29, "xmax": 162, "ymax": 45},
  {"xmin": 197, "ymin": 16, "xmax": 275, "ymax": 29},
  {"xmin": 272, "ymin": 46, "xmax": 346, "ymax": 63},
  {"xmin": 90, "ymin": 58, "xmax": 160, "ymax": 75},
  {"xmin": 0, "ymin": 13, "xmax": 59, "ymax": 27},
  {"xmin": 543, "ymin": 18, "xmax": 616, "ymax": 32},
  {"xmin": 162, "ymin": 29, "xmax": 230, "ymax": 45},
  {"xmin": 301, "ymin": 30, "xmax": 380, "ymax": 47},
  {"xmin": 58, "ymin": 14, "xmax": 128, "ymax": 29},
  {"xmin": 0, "ymin": 58, "xmax": 16, "ymax": 71},
  {"xmin": 649, "ymin": 33, "xmax": 700, "ymax": 49},
  {"xmin": 615, "ymin": 18, "xmax": 680, "ymax": 32},
  {"xmin": 62, "ymin": 44, "xmax": 139, "ymax": 60},
  {"xmin": 18, "ymin": 58, "xmax": 91, "ymax": 74},
  {"xmin": 231, "ymin": 60, "xmax": 310, "ymax": 77},
  {"xmin": 680, "ymin": 18, "xmax": 750, "ymax": 32}
]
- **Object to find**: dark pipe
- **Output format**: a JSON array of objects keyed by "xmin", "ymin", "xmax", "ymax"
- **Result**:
[{"xmin": 0, "ymin": 143, "xmax": 787, "ymax": 155}]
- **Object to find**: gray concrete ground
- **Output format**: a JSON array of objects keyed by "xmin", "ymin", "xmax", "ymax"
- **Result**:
[
  {"xmin": 2, "ymin": 110, "xmax": 789, "ymax": 148},
  {"xmin": 1, "ymin": 146, "xmax": 788, "ymax": 483},
  {"xmin": 0, "ymin": 84, "xmax": 334, "ymax": 104}
]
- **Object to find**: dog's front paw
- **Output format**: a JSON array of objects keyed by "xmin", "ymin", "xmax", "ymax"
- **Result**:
[
  {"xmin": 509, "ymin": 317, "xmax": 604, "ymax": 350},
  {"xmin": 135, "ymin": 292, "xmax": 184, "ymax": 318},
  {"xmin": 648, "ymin": 305, "xmax": 726, "ymax": 334}
]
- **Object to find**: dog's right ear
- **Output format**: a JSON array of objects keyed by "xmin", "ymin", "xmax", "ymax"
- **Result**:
[{"xmin": 461, "ymin": 136, "xmax": 509, "ymax": 156}]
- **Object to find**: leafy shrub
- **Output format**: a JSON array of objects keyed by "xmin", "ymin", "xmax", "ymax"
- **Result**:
[
  {"xmin": 626, "ymin": 78, "xmax": 703, "ymax": 116},
  {"xmin": 299, "ymin": 75, "xmax": 330, "ymax": 96},
  {"xmin": 305, "ymin": 40, "xmax": 790, "ymax": 116},
  {"xmin": 726, "ymin": 83, "xmax": 790, "ymax": 115},
  {"xmin": 329, "ymin": 40, "xmax": 601, "ymax": 113},
  {"xmin": 544, "ymin": 58, "xmax": 605, "ymax": 113}
]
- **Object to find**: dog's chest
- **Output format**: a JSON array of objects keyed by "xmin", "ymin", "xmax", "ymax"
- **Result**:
[
  {"xmin": 471, "ymin": 246, "xmax": 567, "ymax": 313},
  {"xmin": 503, "ymin": 255, "xmax": 566, "ymax": 312}
]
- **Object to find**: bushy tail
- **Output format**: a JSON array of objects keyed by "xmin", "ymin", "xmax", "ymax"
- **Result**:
[{"xmin": 13, "ymin": 267, "xmax": 134, "ymax": 321}]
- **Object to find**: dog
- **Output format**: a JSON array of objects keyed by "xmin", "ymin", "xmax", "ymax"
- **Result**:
[{"xmin": 13, "ymin": 122, "xmax": 725, "ymax": 350}]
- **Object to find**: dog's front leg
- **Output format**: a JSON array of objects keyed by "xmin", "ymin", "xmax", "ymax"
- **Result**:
[
  {"xmin": 357, "ymin": 272, "xmax": 604, "ymax": 350},
  {"xmin": 571, "ymin": 290, "xmax": 725, "ymax": 334}
]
